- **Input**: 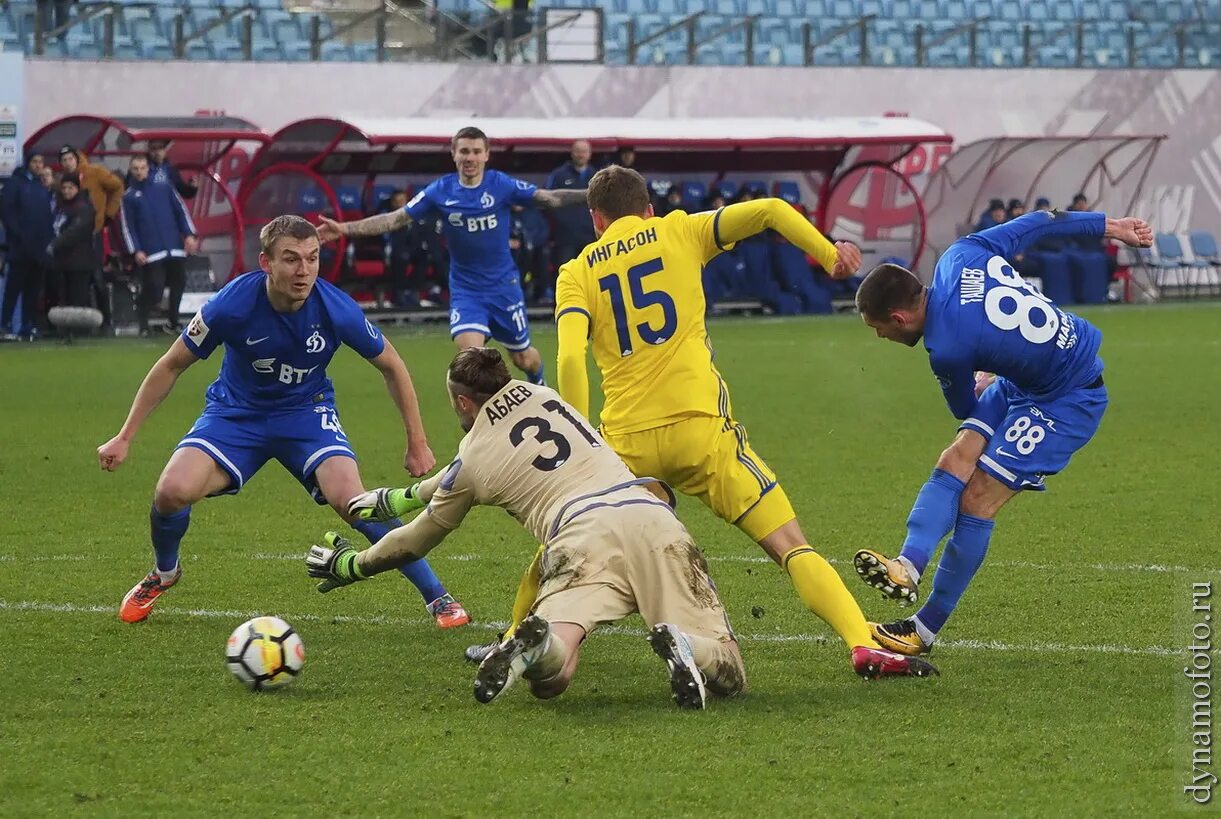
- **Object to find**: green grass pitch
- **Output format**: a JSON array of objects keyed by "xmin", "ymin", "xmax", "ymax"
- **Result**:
[{"xmin": 1, "ymin": 304, "xmax": 1216, "ymax": 816}]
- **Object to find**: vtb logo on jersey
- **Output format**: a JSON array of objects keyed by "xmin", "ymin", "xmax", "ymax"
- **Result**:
[
  {"xmin": 306, "ymin": 331, "xmax": 326, "ymax": 354},
  {"xmin": 252, "ymin": 357, "xmax": 318, "ymax": 384}
]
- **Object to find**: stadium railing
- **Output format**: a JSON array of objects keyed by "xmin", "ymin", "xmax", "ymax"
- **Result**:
[{"xmin": 4, "ymin": 0, "xmax": 1217, "ymax": 68}]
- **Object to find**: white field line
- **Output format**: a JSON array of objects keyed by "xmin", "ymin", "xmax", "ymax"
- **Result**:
[
  {"xmin": 0, "ymin": 599, "xmax": 1181, "ymax": 657},
  {"xmin": 2, "ymin": 552, "xmax": 1215, "ymax": 576}
]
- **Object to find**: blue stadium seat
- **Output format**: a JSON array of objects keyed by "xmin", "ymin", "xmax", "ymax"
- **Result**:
[
  {"xmin": 1035, "ymin": 45, "xmax": 1071, "ymax": 66},
  {"xmin": 321, "ymin": 41, "xmax": 353, "ymax": 61},
  {"xmin": 680, "ymin": 181, "xmax": 708, "ymax": 210},
  {"xmin": 895, "ymin": 0, "xmax": 944, "ymax": 19},
  {"xmin": 254, "ymin": 42, "xmax": 284, "ymax": 60},
  {"xmin": 281, "ymin": 41, "xmax": 313, "ymax": 61},
  {"xmin": 714, "ymin": 180, "xmax": 738, "ymax": 200},
  {"xmin": 827, "ymin": 0, "xmax": 858, "ymax": 18},
  {"xmin": 1049, "ymin": 0, "xmax": 1078, "ymax": 21},
  {"xmin": 1078, "ymin": 0, "xmax": 1102, "ymax": 16},
  {"xmin": 994, "ymin": 0, "xmax": 1022, "ymax": 20},
  {"xmin": 775, "ymin": 0, "xmax": 808, "ymax": 17},
  {"xmin": 352, "ymin": 42, "xmax": 381, "ymax": 61},
  {"xmin": 333, "ymin": 185, "xmax": 363, "ymax": 217},
  {"xmin": 943, "ymin": 0, "xmax": 971, "ymax": 19},
  {"xmin": 772, "ymin": 180, "xmax": 801, "ymax": 204},
  {"xmin": 858, "ymin": 0, "xmax": 892, "ymax": 17},
  {"xmin": 966, "ymin": 0, "xmax": 994, "ymax": 17},
  {"xmin": 1024, "ymin": 0, "xmax": 1051, "ymax": 19}
]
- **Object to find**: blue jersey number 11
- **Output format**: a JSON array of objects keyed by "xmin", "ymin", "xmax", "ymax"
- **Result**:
[{"xmin": 597, "ymin": 257, "xmax": 678, "ymax": 357}]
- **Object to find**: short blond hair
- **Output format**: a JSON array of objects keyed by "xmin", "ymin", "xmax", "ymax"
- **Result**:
[{"xmin": 260, "ymin": 215, "xmax": 318, "ymax": 255}]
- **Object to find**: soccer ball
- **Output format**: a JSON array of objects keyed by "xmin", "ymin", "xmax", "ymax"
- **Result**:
[{"xmin": 225, "ymin": 616, "xmax": 304, "ymax": 690}]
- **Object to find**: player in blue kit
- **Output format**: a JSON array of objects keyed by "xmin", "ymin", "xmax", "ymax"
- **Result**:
[
  {"xmin": 98, "ymin": 215, "xmax": 471, "ymax": 628},
  {"xmin": 848, "ymin": 209, "xmax": 1152, "ymax": 655},
  {"xmin": 317, "ymin": 126, "xmax": 588, "ymax": 385}
]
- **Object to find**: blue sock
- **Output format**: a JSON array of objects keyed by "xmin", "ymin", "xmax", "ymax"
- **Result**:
[
  {"xmin": 149, "ymin": 504, "xmax": 190, "ymax": 573},
  {"xmin": 915, "ymin": 512, "xmax": 995, "ymax": 637},
  {"xmin": 351, "ymin": 518, "xmax": 446, "ymax": 605},
  {"xmin": 527, "ymin": 362, "xmax": 546, "ymax": 386},
  {"xmin": 898, "ymin": 468, "xmax": 967, "ymax": 576}
]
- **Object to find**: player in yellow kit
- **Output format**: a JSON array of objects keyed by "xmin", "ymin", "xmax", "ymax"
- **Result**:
[{"xmin": 542, "ymin": 165, "xmax": 936, "ymax": 679}]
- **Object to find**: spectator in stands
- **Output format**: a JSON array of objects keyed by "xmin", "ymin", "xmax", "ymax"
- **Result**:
[
  {"xmin": 1068, "ymin": 193, "xmax": 1089, "ymax": 211},
  {"xmin": 1007, "ymin": 198, "xmax": 1025, "ymax": 220},
  {"xmin": 546, "ymin": 139, "xmax": 596, "ymax": 291},
  {"xmin": 145, "ymin": 140, "xmax": 198, "ymax": 200},
  {"xmin": 49, "ymin": 172, "xmax": 97, "ymax": 308},
  {"xmin": 705, "ymin": 193, "xmax": 728, "ymax": 211},
  {"xmin": 0, "ymin": 153, "xmax": 55, "ymax": 339},
  {"xmin": 975, "ymin": 198, "xmax": 1006, "ymax": 231},
  {"xmin": 59, "ymin": 145, "xmax": 122, "ymax": 326},
  {"xmin": 659, "ymin": 186, "xmax": 683, "ymax": 216},
  {"xmin": 614, "ymin": 145, "xmax": 636, "ymax": 170},
  {"xmin": 509, "ymin": 203, "xmax": 552, "ymax": 304},
  {"xmin": 1034, "ymin": 196, "xmax": 1051, "ymax": 213},
  {"xmin": 120, "ymin": 155, "xmax": 199, "ymax": 336},
  {"xmin": 58, "ymin": 146, "xmax": 122, "ymax": 237},
  {"xmin": 39, "ymin": 165, "xmax": 56, "ymax": 190}
]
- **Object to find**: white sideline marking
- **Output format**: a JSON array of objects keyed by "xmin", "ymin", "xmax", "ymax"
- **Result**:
[
  {"xmin": 4, "ymin": 551, "xmax": 1216, "ymax": 576},
  {"xmin": 3, "ymin": 552, "xmax": 1215, "ymax": 576},
  {"xmin": 0, "ymin": 599, "xmax": 1180, "ymax": 657}
]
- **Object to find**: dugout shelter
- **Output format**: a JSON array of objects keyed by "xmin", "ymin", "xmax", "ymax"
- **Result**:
[{"xmin": 237, "ymin": 115, "xmax": 953, "ymax": 287}]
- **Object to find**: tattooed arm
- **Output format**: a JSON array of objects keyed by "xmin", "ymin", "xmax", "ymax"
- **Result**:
[
  {"xmin": 317, "ymin": 209, "xmax": 413, "ymax": 242},
  {"xmin": 532, "ymin": 188, "xmax": 589, "ymax": 209}
]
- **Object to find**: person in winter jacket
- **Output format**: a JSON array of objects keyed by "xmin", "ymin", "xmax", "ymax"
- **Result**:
[
  {"xmin": 120, "ymin": 155, "xmax": 198, "ymax": 334},
  {"xmin": 0, "ymin": 153, "xmax": 55, "ymax": 337},
  {"xmin": 58, "ymin": 145, "xmax": 122, "ymax": 234},
  {"xmin": 49, "ymin": 172, "xmax": 99, "ymax": 307}
]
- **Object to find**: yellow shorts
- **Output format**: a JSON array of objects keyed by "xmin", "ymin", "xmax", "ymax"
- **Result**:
[{"xmin": 602, "ymin": 415, "xmax": 792, "ymax": 540}]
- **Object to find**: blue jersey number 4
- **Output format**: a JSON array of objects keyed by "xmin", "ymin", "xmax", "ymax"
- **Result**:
[{"xmin": 597, "ymin": 257, "xmax": 678, "ymax": 357}]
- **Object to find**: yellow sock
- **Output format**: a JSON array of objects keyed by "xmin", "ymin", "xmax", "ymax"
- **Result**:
[
  {"xmin": 503, "ymin": 544, "xmax": 544, "ymax": 640},
  {"xmin": 782, "ymin": 546, "xmax": 879, "ymax": 650}
]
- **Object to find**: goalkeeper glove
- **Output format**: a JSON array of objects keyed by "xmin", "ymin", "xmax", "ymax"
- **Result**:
[
  {"xmin": 306, "ymin": 532, "xmax": 367, "ymax": 593},
  {"xmin": 347, "ymin": 485, "xmax": 425, "ymax": 522}
]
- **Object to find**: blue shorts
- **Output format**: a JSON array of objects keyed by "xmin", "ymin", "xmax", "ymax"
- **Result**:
[
  {"xmin": 961, "ymin": 377, "xmax": 1108, "ymax": 491},
  {"xmin": 176, "ymin": 403, "xmax": 356, "ymax": 503},
  {"xmin": 449, "ymin": 286, "xmax": 531, "ymax": 352}
]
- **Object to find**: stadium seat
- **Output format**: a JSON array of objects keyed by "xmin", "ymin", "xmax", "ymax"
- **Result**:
[
  {"xmin": 334, "ymin": 185, "xmax": 363, "ymax": 219},
  {"xmin": 1036, "ymin": 45, "xmax": 1072, "ymax": 66},
  {"xmin": 680, "ymin": 181, "xmax": 707, "ymax": 210},
  {"xmin": 771, "ymin": 240, "xmax": 833, "ymax": 313},
  {"xmin": 1189, "ymin": 230, "xmax": 1221, "ymax": 267},
  {"xmin": 772, "ymin": 180, "xmax": 801, "ymax": 205},
  {"xmin": 1049, "ymin": 0, "xmax": 1078, "ymax": 21},
  {"xmin": 742, "ymin": 180, "xmax": 768, "ymax": 196},
  {"xmin": 774, "ymin": 0, "xmax": 808, "ymax": 17},
  {"xmin": 715, "ymin": 179, "xmax": 738, "ymax": 200},
  {"xmin": 298, "ymin": 188, "xmax": 327, "ymax": 214},
  {"xmin": 370, "ymin": 184, "xmax": 398, "ymax": 211}
]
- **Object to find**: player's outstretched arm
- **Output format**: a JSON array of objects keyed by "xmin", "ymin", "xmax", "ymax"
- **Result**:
[
  {"xmin": 316, "ymin": 209, "xmax": 412, "ymax": 242},
  {"xmin": 98, "ymin": 338, "xmax": 200, "ymax": 471},
  {"xmin": 532, "ymin": 188, "xmax": 589, "ymax": 209},
  {"xmin": 368, "ymin": 344, "xmax": 436, "ymax": 477},
  {"xmin": 711, "ymin": 198, "xmax": 860, "ymax": 278}
]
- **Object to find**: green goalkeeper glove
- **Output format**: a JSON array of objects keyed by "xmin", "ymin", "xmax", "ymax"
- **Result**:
[
  {"xmin": 346, "ymin": 485, "xmax": 425, "ymax": 522},
  {"xmin": 306, "ymin": 532, "xmax": 367, "ymax": 593}
]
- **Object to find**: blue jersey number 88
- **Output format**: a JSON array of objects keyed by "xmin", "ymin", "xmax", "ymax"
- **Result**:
[{"xmin": 597, "ymin": 257, "xmax": 678, "ymax": 357}]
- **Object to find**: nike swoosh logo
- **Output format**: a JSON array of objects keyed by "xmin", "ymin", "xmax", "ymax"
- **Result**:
[
  {"xmin": 246, "ymin": 336, "xmax": 269, "ymax": 345},
  {"xmin": 444, "ymin": 199, "xmax": 461, "ymax": 206},
  {"xmin": 994, "ymin": 447, "xmax": 1016, "ymax": 458}
]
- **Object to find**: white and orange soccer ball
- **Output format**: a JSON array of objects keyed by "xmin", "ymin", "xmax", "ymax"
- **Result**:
[{"xmin": 225, "ymin": 616, "xmax": 305, "ymax": 690}]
